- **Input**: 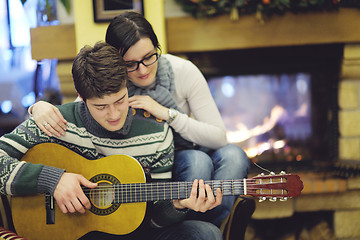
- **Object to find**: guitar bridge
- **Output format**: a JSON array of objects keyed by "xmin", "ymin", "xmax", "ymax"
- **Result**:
[{"xmin": 45, "ymin": 193, "xmax": 55, "ymax": 224}]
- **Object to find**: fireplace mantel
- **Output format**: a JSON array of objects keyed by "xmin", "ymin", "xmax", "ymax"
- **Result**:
[{"xmin": 166, "ymin": 8, "xmax": 360, "ymax": 53}]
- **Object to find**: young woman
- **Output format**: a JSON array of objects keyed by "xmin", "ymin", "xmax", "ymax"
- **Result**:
[{"xmin": 29, "ymin": 11, "xmax": 250, "ymax": 228}]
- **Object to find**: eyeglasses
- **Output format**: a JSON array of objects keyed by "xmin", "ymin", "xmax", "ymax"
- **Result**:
[{"xmin": 125, "ymin": 52, "xmax": 159, "ymax": 72}]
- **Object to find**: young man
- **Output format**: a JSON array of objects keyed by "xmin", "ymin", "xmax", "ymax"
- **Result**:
[{"xmin": 0, "ymin": 42, "xmax": 222, "ymax": 240}]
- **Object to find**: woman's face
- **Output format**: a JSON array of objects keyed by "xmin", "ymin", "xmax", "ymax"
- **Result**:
[{"xmin": 123, "ymin": 38, "xmax": 158, "ymax": 87}]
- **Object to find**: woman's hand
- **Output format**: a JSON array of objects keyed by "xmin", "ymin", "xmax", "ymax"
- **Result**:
[
  {"xmin": 129, "ymin": 95, "xmax": 170, "ymax": 121},
  {"xmin": 173, "ymin": 179, "xmax": 222, "ymax": 212},
  {"xmin": 30, "ymin": 101, "xmax": 67, "ymax": 137},
  {"xmin": 53, "ymin": 173, "xmax": 97, "ymax": 214}
]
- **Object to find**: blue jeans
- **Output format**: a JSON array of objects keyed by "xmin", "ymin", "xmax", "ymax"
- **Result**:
[
  {"xmin": 143, "ymin": 220, "xmax": 222, "ymax": 240},
  {"xmin": 80, "ymin": 220, "xmax": 222, "ymax": 240},
  {"xmin": 172, "ymin": 144, "xmax": 250, "ymax": 227}
]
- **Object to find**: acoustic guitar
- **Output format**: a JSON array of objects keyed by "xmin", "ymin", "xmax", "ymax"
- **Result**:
[{"xmin": 11, "ymin": 143, "xmax": 303, "ymax": 240}]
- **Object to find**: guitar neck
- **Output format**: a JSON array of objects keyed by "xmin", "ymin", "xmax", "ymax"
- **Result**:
[{"xmin": 108, "ymin": 179, "xmax": 246, "ymax": 204}]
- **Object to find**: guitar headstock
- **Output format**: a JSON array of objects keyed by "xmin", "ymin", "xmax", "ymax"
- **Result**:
[{"xmin": 247, "ymin": 171, "xmax": 304, "ymax": 202}]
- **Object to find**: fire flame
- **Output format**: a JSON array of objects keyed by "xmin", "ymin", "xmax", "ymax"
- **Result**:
[{"xmin": 226, "ymin": 105, "xmax": 287, "ymax": 158}]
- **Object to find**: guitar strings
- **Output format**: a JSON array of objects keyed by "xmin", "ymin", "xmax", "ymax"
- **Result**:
[
  {"xmin": 80, "ymin": 178, "xmax": 282, "ymax": 191},
  {"xmin": 80, "ymin": 182, "xmax": 277, "ymax": 193},
  {"xmin": 81, "ymin": 180, "xmax": 259, "ymax": 191},
  {"xmin": 80, "ymin": 180, "xmax": 289, "ymax": 203},
  {"xmin": 79, "ymin": 178, "xmax": 288, "ymax": 199}
]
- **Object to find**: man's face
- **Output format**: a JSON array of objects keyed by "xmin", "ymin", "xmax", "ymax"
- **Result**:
[{"xmin": 84, "ymin": 88, "xmax": 129, "ymax": 132}]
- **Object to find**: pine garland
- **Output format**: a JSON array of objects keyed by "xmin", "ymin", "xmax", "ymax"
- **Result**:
[{"xmin": 175, "ymin": 0, "xmax": 360, "ymax": 22}]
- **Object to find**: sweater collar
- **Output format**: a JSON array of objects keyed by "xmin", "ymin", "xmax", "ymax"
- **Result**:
[{"xmin": 77, "ymin": 101, "xmax": 133, "ymax": 138}]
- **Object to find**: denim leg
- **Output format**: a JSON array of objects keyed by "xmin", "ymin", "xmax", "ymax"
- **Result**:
[
  {"xmin": 80, "ymin": 221, "xmax": 222, "ymax": 240},
  {"xmin": 172, "ymin": 145, "xmax": 250, "ymax": 227},
  {"xmin": 173, "ymin": 149, "xmax": 214, "ymax": 182},
  {"xmin": 211, "ymin": 144, "xmax": 250, "ymax": 214},
  {"xmin": 211, "ymin": 144, "xmax": 250, "ymax": 182},
  {"xmin": 144, "ymin": 220, "xmax": 222, "ymax": 240}
]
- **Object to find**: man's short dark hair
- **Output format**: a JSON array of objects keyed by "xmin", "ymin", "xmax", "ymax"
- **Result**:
[{"xmin": 72, "ymin": 41, "xmax": 128, "ymax": 101}]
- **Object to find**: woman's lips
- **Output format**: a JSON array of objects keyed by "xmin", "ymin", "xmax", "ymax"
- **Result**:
[{"xmin": 139, "ymin": 73, "xmax": 149, "ymax": 80}]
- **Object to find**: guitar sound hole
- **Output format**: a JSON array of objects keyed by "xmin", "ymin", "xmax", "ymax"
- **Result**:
[
  {"xmin": 90, "ymin": 182, "xmax": 114, "ymax": 208},
  {"xmin": 88, "ymin": 173, "xmax": 121, "ymax": 216}
]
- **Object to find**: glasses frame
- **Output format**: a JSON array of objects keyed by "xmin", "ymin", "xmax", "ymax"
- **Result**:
[{"xmin": 125, "ymin": 52, "xmax": 160, "ymax": 72}]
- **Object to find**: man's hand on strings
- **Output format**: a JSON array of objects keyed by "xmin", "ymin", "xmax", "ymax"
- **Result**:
[{"xmin": 173, "ymin": 179, "xmax": 222, "ymax": 212}]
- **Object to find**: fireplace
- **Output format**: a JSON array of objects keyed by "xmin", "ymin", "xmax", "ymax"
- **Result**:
[
  {"xmin": 185, "ymin": 44, "xmax": 343, "ymax": 173},
  {"xmin": 165, "ymin": 10, "xmax": 360, "ymax": 238}
]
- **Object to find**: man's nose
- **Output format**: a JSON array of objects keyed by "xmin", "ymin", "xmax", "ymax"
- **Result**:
[{"xmin": 108, "ymin": 105, "xmax": 119, "ymax": 118}]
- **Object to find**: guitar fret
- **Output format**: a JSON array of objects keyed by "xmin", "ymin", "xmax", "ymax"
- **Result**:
[
  {"xmin": 123, "ymin": 184, "xmax": 125, "ymax": 203},
  {"xmin": 126, "ymin": 183, "xmax": 129, "ymax": 203},
  {"xmin": 232, "ymin": 179, "xmax": 234, "ymax": 195},
  {"xmin": 151, "ymin": 183, "xmax": 153, "ymax": 201},
  {"xmin": 123, "ymin": 184, "xmax": 126, "ymax": 203},
  {"xmin": 209, "ymin": 181, "xmax": 213, "ymax": 195},
  {"xmin": 170, "ymin": 183, "xmax": 172, "ymax": 199},
  {"xmin": 132, "ymin": 184, "xmax": 135, "ymax": 202},
  {"xmin": 177, "ymin": 182, "xmax": 180, "ymax": 199},
  {"xmin": 131, "ymin": 183, "xmax": 134, "ymax": 203},
  {"xmin": 187, "ymin": 182, "xmax": 191, "ymax": 198},
  {"xmin": 142, "ymin": 183, "xmax": 146, "ymax": 202},
  {"xmin": 221, "ymin": 180, "xmax": 224, "ymax": 194},
  {"xmin": 213, "ymin": 181, "xmax": 220, "ymax": 196},
  {"xmin": 114, "ymin": 185, "xmax": 118, "ymax": 203},
  {"xmin": 164, "ymin": 183, "xmax": 168, "ymax": 200},
  {"xmin": 147, "ymin": 183, "xmax": 151, "ymax": 201},
  {"xmin": 185, "ymin": 182, "xmax": 187, "ymax": 198},
  {"xmin": 223, "ymin": 180, "xmax": 231, "ymax": 195},
  {"xmin": 138, "ymin": 183, "xmax": 141, "ymax": 202}
]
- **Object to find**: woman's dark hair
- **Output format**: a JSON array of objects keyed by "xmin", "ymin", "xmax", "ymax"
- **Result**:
[
  {"xmin": 72, "ymin": 41, "xmax": 128, "ymax": 101},
  {"xmin": 105, "ymin": 11, "xmax": 160, "ymax": 56}
]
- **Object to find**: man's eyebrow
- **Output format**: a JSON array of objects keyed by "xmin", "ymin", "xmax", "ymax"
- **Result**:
[{"xmin": 93, "ymin": 93, "xmax": 127, "ymax": 107}]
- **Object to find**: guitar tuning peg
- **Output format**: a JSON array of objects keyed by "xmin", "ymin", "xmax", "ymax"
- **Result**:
[
  {"xmin": 270, "ymin": 171, "xmax": 275, "ymax": 175},
  {"xmin": 280, "ymin": 197, "xmax": 288, "ymax": 201},
  {"xmin": 259, "ymin": 196, "xmax": 267, "ymax": 202},
  {"xmin": 280, "ymin": 171, "xmax": 286, "ymax": 175},
  {"xmin": 260, "ymin": 173, "xmax": 265, "ymax": 176},
  {"xmin": 269, "ymin": 197, "xmax": 277, "ymax": 202}
]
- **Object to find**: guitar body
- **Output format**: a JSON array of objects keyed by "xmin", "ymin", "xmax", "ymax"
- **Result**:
[{"xmin": 11, "ymin": 143, "xmax": 147, "ymax": 240}]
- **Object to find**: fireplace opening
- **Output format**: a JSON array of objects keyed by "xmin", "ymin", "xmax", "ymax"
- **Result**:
[{"xmin": 185, "ymin": 44, "xmax": 343, "ymax": 173}]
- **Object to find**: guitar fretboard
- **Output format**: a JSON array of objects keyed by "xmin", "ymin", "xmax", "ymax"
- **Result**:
[{"xmin": 90, "ymin": 179, "xmax": 246, "ymax": 204}]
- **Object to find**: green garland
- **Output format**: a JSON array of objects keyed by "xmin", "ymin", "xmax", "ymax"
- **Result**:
[{"xmin": 174, "ymin": 0, "xmax": 359, "ymax": 21}]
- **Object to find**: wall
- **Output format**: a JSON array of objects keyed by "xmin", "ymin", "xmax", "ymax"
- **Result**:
[
  {"xmin": 56, "ymin": 0, "xmax": 167, "ymax": 102},
  {"xmin": 73, "ymin": 0, "xmax": 167, "ymax": 53}
]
